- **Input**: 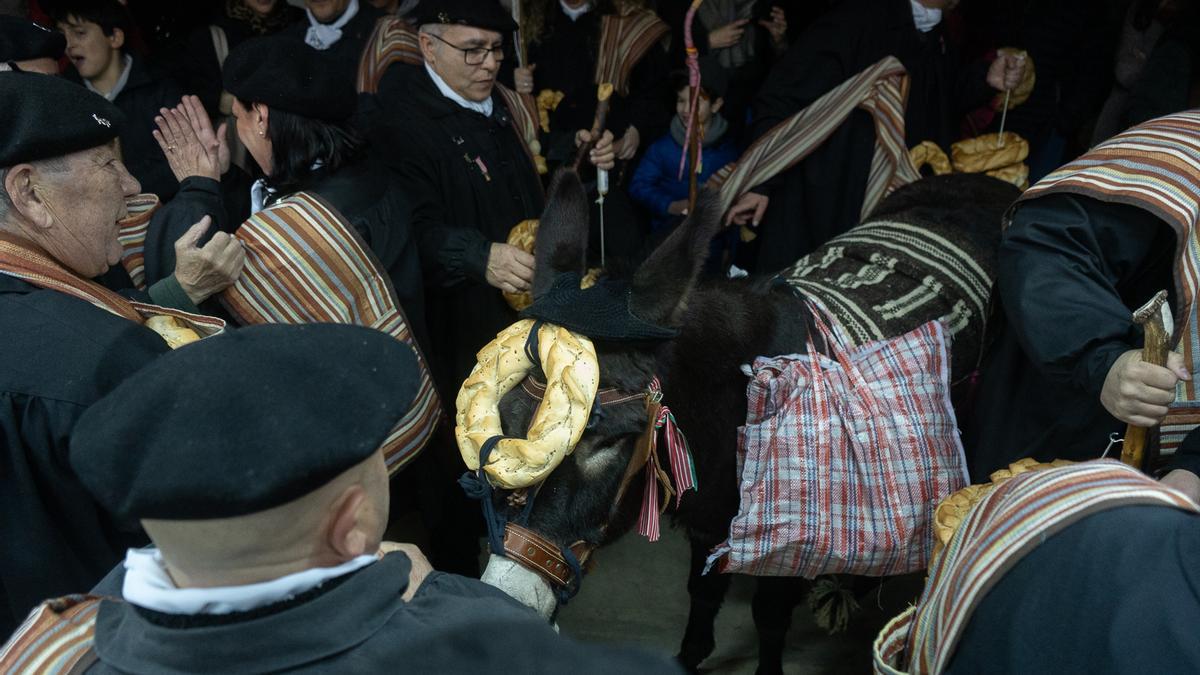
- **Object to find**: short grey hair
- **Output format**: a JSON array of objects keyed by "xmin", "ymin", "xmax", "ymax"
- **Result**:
[
  {"xmin": 0, "ymin": 157, "xmax": 71, "ymax": 220},
  {"xmin": 418, "ymin": 23, "xmax": 449, "ymax": 38}
]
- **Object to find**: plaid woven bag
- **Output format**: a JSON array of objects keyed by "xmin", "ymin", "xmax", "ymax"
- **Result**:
[{"xmin": 709, "ymin": 300, "xmax": 968, "ymax": 578}]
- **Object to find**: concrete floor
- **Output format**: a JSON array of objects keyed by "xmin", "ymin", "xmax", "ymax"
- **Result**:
[{"xmin": 556, "ymin": 526, "xmax": 925, "ymax": 674}]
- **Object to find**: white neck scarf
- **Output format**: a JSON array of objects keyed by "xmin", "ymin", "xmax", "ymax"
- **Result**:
[
  {"xmin": 559, "ymin": 0, "xmax": 592, "ymax": 22},
  {"xmin": 910, "ymin": 0, "xmax": 943, "ymax": 33},
  {"xmin": 305, "ymin": 0, "xmax": 360, "ymax": 50},
  {"xmin": 424, "ymin": 62, "xmax": 494, "ymax": 117},
  {"xmin": 122, "ymin": 547, "xmax": 377, "ymax": 616}
]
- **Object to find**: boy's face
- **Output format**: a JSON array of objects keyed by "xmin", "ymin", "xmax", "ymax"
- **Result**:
[
  {"xmin": 58, "ymin": 15, "xmax": 121, "ymax": 80},
  {"xmin": 676, "ymin": 87, "xmax": 720, "ymax": 127}
]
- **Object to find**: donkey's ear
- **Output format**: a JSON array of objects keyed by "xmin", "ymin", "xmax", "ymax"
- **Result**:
[
  {"xmin": 629, "ymin": 189, "xmax": 724, "ymax": 326},
  {"xmin": 533, "ymin": 169, "xmax": 590, "ymax": 298}
]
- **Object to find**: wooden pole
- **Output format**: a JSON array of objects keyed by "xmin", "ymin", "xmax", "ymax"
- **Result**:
[{"xmin": 1122, "ymin": 290, "xmax": 1172, "ymax": 470}]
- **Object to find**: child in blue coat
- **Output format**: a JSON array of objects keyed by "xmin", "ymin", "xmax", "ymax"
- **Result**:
[{"xmin": 629, "ymin": 66, "xmax": 741, "ymax": 235}]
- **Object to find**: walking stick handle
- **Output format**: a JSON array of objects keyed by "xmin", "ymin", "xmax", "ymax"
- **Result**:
[
  {"xmin": 573, "ymin": 83, "xmax": 614, "ymax": 172},
  {"xmin": 1121, "ymin": 290, "xmax": 1172, "ymax": 469}
]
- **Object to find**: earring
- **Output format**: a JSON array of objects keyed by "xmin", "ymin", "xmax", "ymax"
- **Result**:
[{"xmin": 259, "ymin": 131, "xmax": 266, "ymax": 138}]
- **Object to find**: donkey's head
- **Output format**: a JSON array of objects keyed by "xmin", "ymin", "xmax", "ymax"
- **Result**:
[{"xmin": 462, "ymin": 169, "xmax": 722, "ymax": 616}]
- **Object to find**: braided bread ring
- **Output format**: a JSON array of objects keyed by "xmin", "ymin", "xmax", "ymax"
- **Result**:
[{"xmin": 456, "ymin": 319, "xmax": 600, "ymax": 489}]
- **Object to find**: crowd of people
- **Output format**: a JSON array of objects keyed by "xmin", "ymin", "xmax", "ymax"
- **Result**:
[{"xmin": 3, "ymin": 0, "xmax": 1200, "ymax": 671}]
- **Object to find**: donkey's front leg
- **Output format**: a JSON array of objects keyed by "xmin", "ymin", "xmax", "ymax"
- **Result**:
[
  {"xmin": 751, "ymin": 576, "xmax": 808, "ymax": 675},
  {"xmin": 676, "ymin": 535, "xmax": 731, "ymax": 673}
]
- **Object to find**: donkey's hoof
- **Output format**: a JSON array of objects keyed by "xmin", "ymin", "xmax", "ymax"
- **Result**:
[{"xmin": 675, "ymin": 643, "xmax": 712, "ymax": 673}]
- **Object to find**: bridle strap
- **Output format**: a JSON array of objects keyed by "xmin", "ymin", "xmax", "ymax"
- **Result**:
[
  {"xmin": 503, "ymin": 522, "xmax": 592, "ymax": 590},
  {"xmin": 520, "ymin": 375, "xmax": 645, "ymax": 408}
]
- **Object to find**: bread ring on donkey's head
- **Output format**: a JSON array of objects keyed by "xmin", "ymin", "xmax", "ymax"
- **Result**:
[{"xmin": 455, "ymin": 319, "xmax": 600, "ymax": 489}]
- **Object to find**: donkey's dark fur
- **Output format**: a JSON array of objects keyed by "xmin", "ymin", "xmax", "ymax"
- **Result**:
[{"xmin": 486, "ymin": 171, "xmax": 1019, "ymax": 674}]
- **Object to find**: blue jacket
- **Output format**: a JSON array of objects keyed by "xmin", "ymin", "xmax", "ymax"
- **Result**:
[{"xmin": 629, "ymin": 131, "xmax": 740, "ymax": 232}]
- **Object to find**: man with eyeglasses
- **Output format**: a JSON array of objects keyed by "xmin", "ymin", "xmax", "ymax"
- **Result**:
[{"xmin": 375, "ymin": 0, "xmax": 616, "ymax": 427}]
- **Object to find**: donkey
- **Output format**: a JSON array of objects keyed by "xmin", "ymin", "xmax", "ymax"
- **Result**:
[{"xmin": 473, "ymin": 170, "xmax": 1021, "ymax": 673}]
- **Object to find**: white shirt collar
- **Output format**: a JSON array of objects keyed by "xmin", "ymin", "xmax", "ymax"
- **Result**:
[
  {"xmin": 559, "ymin": 0, "xmax": 592, "ymax": 22},
  {"xmin": 84, "ymin": 54, "xmax": 132, "ymax": 101},
  {"xmin": 121, "ymin": 547, "xmax": 378, "ymax": 616},
  {"xmin": 305, "ymin": 0, "xmax": 360, "ymax": 50},
  {"xmin": 424, "ymin": 62, "xmax": 494, "ymax": 117},
  {"xmin": 910, "ymin": 0, "xmax": 943, "ymax": 33}
]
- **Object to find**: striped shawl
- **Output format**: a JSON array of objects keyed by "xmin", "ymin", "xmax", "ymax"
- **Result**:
[
  {"xmin": 709, "ymin": 55, "xmax": 920, "ymax": 219},
  {"xmin": 0, "ymin": 595, "xmax": 102, "ymax": 674},
  {"xmin": 873, "ymin": 461, "xmax": 1199, "ymax": 674},
  {"xmin": 220, "ymin": 192, "xmax": 441, "ymax": 473},
  {"xmin": 1016, "ymin": 110, "xmax": 1200, "ymax": 455},
  {"xmin": 595, "ymin": 9, "xmax": 670, "ymax": 96}
]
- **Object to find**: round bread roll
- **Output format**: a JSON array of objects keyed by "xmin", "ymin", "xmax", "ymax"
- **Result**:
[
  {"xmin": 145, "ymin": 315, "xmax": 202, "ymax": 349},
  {"xmin": 456, "ymin": 319, "xmax": 600, "ymax": 489}
]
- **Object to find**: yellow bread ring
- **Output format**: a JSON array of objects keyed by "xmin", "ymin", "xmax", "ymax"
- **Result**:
[
  {"xmin": 987, "ymin": 162, "xmax": 1030, "ymax": 190},
  {"xmin": 909, "ymin": 141, "xmax": 953, "ymax": 176},
  {"xmin": 456, "ymin": 319, "xmax": 600, "ymax": 489},
  {"xmin": 503, "ymin": 220, "xmax": 603, "ymax": 311},
  {"xmin": 951, "ymin": 132, "xmax": 1030, "ymax": 174}
]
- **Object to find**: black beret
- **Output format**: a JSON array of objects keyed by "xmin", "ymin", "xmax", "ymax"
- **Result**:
[
  {"xmin": 70, "ymin": 324, "xmax": 420, "ymax": 522},
  {"xmin": 0, "ymin": 16, "xmax": 65, "ymax": 63},
  {"xmin": 416, "ymin": 0, "xmax": 518, "ymax": 34},
  {"xmin": 0, "ymin": 72, "xmax": 122, "ymax": 167},
  {"xmin": 223, "ymin": 36, "xmax": 355, "ymax": 122}
]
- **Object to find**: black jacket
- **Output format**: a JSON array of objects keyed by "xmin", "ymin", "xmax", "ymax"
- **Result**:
[
  {"xmin": 747, "ymin": 0, "xmax": 992, "ymax": 272},
  {"xmin": 83, "ymin": 553, "xmax": 679, "ymax": 673},
  {"xmin": 375, "ymin": 65, "xmax": 544, "ymax": 400},
  {"xmin": 278, "ymin": 3, "xmax": 384, "ymax": 88},
  {"xmin": 963, "ymin": 193, "xmax": 1176, "ymax": 478},
  {"xmin": 0, "ymin": 275, "xmax": 166, "ymax": 634}
]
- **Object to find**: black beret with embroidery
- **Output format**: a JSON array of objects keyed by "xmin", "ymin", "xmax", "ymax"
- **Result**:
[
  {"xmin": 415, "ymin": 0, "xmax": 518, "ymax": 34},
  {"xmin": 223, "ymin": 35, "xmax": 356, "ymax": 121},
  {"xmin": 70, "ymin": 324, "xmax": 419, "ymax": 522},
  {"xmin": 0, "ymin": 72, "xmax": 122, "ymax": 167},
  {"xmin": 0, "ymin": 16, "xmax": 64, "ymax": 63}
]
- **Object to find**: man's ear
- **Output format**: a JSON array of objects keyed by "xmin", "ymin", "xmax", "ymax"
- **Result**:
[
  {"xmin": 326, "ymin": 485, "xmax": 370, "ymax": 561},
  {"xmin": 418, "ymin": 33, "xmax": 437, "ymax": 65},
  {"xmin": 4, "ymin": 164, "xmax": 54, "ymax": 230},
  {"xmin": 108, "ymin": 27, "xmax": 125, "ymax": 52}
]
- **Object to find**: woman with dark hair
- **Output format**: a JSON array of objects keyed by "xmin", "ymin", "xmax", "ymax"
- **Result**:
[{"xmin": 221, "ymin": 36, "xmax": 428, "ymax": 350}]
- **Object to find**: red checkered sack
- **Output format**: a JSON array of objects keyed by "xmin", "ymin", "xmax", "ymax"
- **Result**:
[{"xmin": 708, "ymin": 300, "xmax": 968, "ymax": 578}]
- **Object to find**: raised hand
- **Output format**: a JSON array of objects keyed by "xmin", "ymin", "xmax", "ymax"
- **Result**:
[
  {"xmin": 153, "ymin": 103, "xmax": 220, "ymax": 182},
  {"xmin": 180, "ymin": 95, "xmax": 230, "ymax": 177},
  {"xmin": 173, "ymin": 216, "xmax": 246, "ymax": 305}
]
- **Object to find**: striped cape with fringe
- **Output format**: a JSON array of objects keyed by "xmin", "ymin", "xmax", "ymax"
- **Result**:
[
  {"xmin": 595, "ymin": 9, "xmax": 670, "ymax": 96},
  {"xmin": 220, "ymin": 192, "xmax": 441, "ymax": 474},
  {"xmin": 1015, "ymin": 110, "xmax": 1200, "ymax": 456},
  {"xmin": 708, "ymin": 55, "xmax": 920, "ymax": 218},
  {"xmin": 872, "ymin": 461, "xmax": 1199, "ymax": 674}
]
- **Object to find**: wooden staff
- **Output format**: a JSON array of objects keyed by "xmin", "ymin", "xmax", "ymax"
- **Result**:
[
  {"xmin": 511, "ymin": 0, "xmax": 527, "ymax": 68},
  {"xmin": 572, "ymin": 83, "xmax": 614, "ymax": 172},
  {"xmin": 684, "ymin": 0, "xmax": 705, "ymax": 214},
  {"xmin": 1121, "ymin": 290, "xmax": 1173, "ymax": 470}
]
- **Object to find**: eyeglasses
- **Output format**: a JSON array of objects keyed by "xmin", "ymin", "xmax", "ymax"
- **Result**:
[{"xmin": 428, "ymin": 33, "xmax": 505, "ymax": 66}]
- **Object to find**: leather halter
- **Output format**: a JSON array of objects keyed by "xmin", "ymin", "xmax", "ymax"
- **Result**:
[{"xmin": 500, "ymin": 375, "xmax": 660, "ymax": 593}]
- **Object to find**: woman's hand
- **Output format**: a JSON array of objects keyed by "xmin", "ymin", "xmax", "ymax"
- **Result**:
[
  {"xmin": 153, "ymin": 96, "xmax": 229, "ymax": 181},
  {"xmin": 708, "ymin": 18, "xmax": 749, "ymax": 49}
]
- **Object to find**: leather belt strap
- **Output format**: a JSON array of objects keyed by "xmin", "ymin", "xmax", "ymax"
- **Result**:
[{"xmin": 503, "ymin": 522, "xmax": 592, "ymax": 589}]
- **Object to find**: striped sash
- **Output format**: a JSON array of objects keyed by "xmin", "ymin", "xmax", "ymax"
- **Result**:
[
  {"xmin": 0, "ymin": 233, "xmax": 225, "ymax": 340},
  {"xmin": 1016, "ymin": 111, "xmax": 1200, "ymax": 455},
  {"xmin": 595, "ymin": 10, "xmax": 670, "ymax": 96},
  {"xmin": 708, "ymin": 56, "xmax": 920, "ymax": 219},
  {"xmin": 0, "ymin": 595, "xmax": 103, "ymax": 674},
  {"xmin": 873, "ymin": 461, "xmax": 1199, "ymax": 674},
  {"xmin": 495, "ymin": 84, "xmax": 543, "ymax": 172},
  {"xmin": 356, "ymin": 16, "xmax": 420, "ymax": 94},
  {"xmin": 220, "ymin": 192, "xmax": 442, "ymax": 474}
]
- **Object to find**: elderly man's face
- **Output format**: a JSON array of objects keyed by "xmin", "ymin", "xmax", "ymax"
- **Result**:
[
  {"xmin": 33, "ymin": 144, "xmax": 140, "ymax": 278},
  {"xmin": 305, "ymin": 0, "xmax": 351, "ymax": 23},
  {"xmin": 422, "ymin": 26, "xmax": 504, "ymax": 103}
]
